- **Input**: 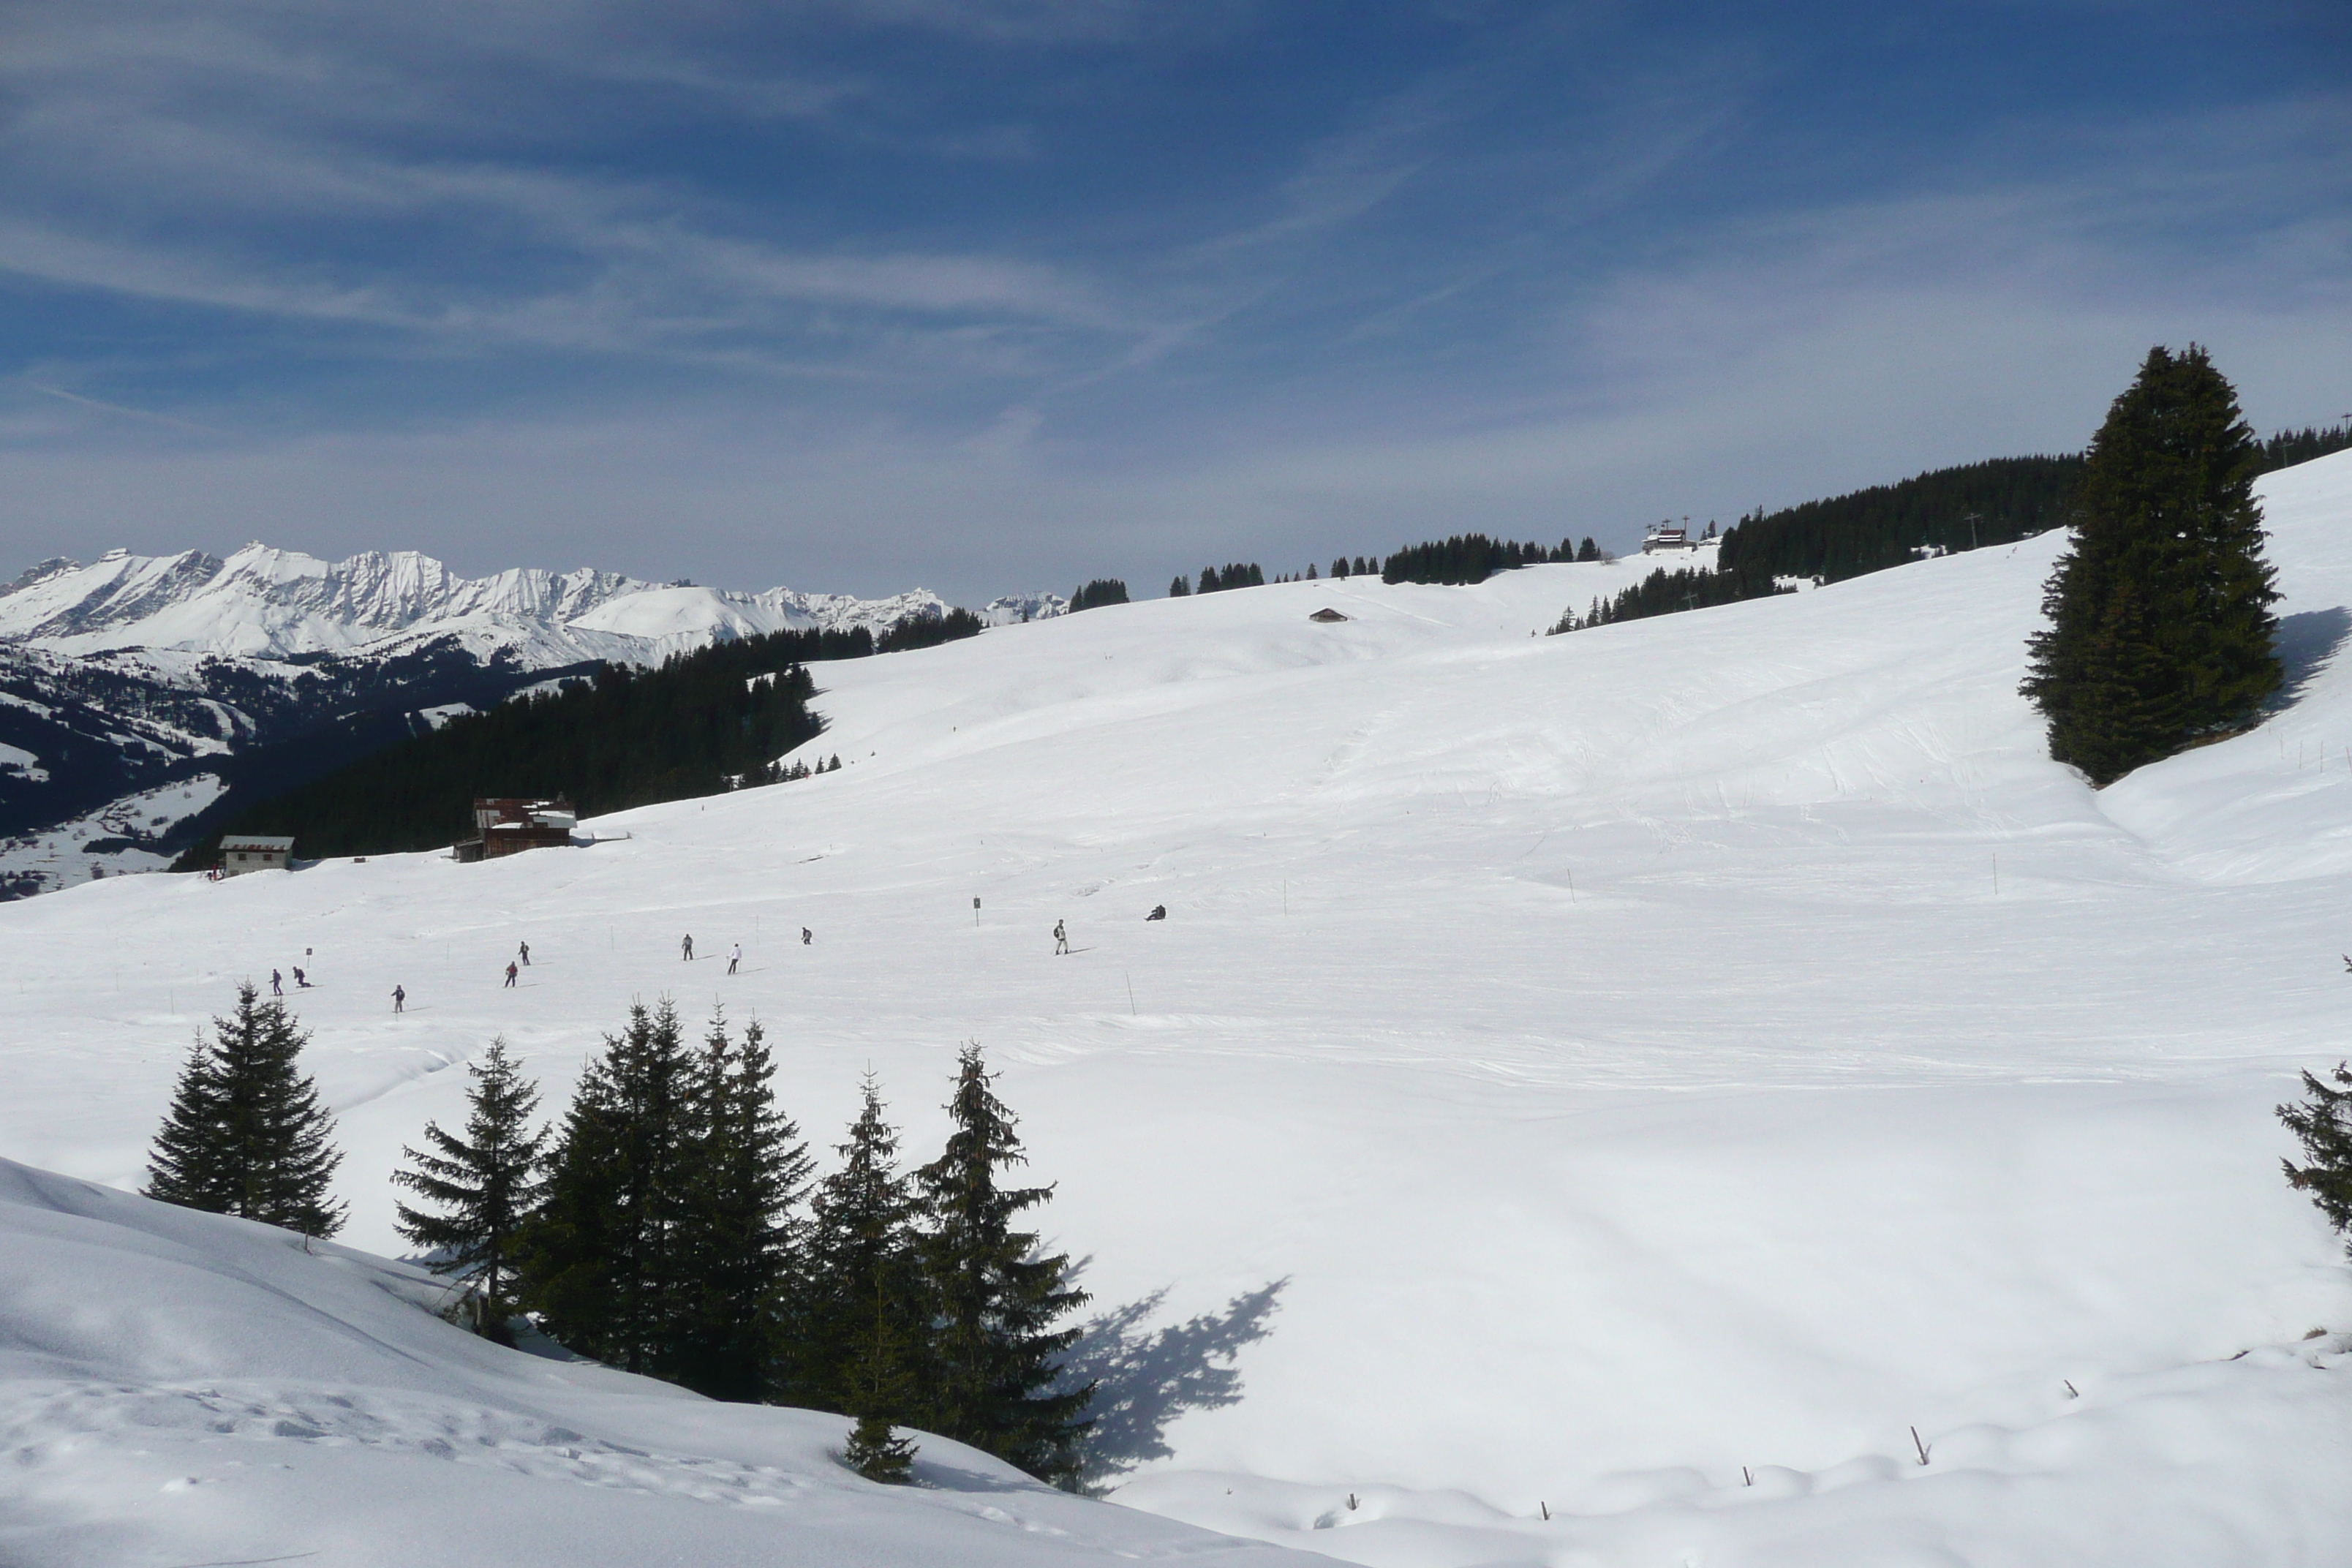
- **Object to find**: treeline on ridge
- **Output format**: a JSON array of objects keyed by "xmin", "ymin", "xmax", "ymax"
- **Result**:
[
  {"xmin": 176, "ymin": 612, "xmax": 986, "ymax": 867},
  {"xmin": 1554, "ymin": 422, "xmax": 2346, "ymax": 636},
  {"xmin": 1377, "ymin": 535, "xmax": 1605, "ymax": 585}
]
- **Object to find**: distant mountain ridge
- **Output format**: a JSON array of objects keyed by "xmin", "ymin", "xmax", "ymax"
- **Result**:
[
  {"xmin": 0, "ymin": 542, "xmax": 1052, "ymax": 666},
  {"xmin": 0, "ymin": 543, "xmax": 1067, "ymax": 897}
]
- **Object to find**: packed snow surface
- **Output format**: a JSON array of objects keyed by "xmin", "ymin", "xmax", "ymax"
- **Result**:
[{"xmin": 7, "ymin": 456, "xmax": 2352, "ymax": 1564}]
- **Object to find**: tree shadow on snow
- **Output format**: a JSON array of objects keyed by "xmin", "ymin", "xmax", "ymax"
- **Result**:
[
  {"xmin": 2267, "ymin": 606, "xmax": 2352, "ymax": 713},
  {"xmin": 1056, "ymin": 1271, "xmax": 1289, "ymax": 1492}
]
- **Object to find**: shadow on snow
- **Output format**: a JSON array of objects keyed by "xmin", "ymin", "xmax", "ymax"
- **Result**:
[{"xmin": 1057, "ymin": 1273, "xmax": 1289, "ymax": 1491}]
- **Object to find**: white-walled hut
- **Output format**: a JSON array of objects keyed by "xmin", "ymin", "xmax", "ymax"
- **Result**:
[{"xmin": 219, "ymin": 835, "xmax": 295, "ymax": 876}]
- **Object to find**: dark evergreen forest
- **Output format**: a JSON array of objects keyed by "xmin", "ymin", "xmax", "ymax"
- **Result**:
[
  {"xmin": 173, "ymin": 623, "xmax": 911, "ymax": 864},
  {"xmin": 2258, "ymin": 423, "xmax": 2352, "ymax": 472},
  {"xmin": 1558, "ymin": 424, "xmax": 2345, "ymax": 636},
  {"xmin": 1380, "ymin": 534, "xmax": 1599, "ymax": 585},
  {"xmin": 875, "ymin": 608, "xmax": 987, "ymax": 652}
]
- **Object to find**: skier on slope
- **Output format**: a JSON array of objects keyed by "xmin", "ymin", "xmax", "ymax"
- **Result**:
[
  {"xmin": 518, "ymin": 940, "xmax": 530, "ymax": 966},
  {"xmin": 728, "ymin": 943, "xmax": 741, "ymax": 975},
  {"xmin": 802, "ymin": 927, "xmax": 812, "ymax": 946},
  {"xmin": 1145, "ymin": 905, "xmax": 1166, "ymax": 921},
  {"xmin": 504, "ymin": 961, "xmax": 519, "ymax": 988},
  {"xmin": 271, "ymin": 968, "xmax": 284, "ymax": 997},
  {"xmin": 1053, "ymin": 919, "xmax": 1069, "ymax": 955},
  {"xmin": 293, "ymin": 966, "xmax": 309, "ymax": 987},
  {"xmin": 391, "ymin": 984, "xmax": 405, "ymax": 1014},
  {"xmin": 682, "ymin": 934, "xmax": 695, "ymax": 961}
]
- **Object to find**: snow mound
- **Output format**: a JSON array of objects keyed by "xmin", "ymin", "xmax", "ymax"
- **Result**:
[{"xmin": 0, "ymin": 1159, "xmax": 1302, "ymax": 1567}]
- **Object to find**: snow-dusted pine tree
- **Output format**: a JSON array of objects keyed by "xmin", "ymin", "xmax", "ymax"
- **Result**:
[
  {"xmin": 2022, "ymin": 344, "xmax": 2281, "ymax": 784},
  {"xmin": 519, "ymin": 998, "xmax": 698, "ymax": 1371},
  {"xmin": 799, "ymin": 1072, "xmax": 927, "ymax": 1414},
  {"xmin": 674, "ymin": 1013, "xmax": 810, "ymax": 1401},
  {"xmin": 913, "ymin": 1044, "xmax": 1095, "ymax": 1487},
  {"xmin": 391, "ymin": 1036, "xmax": 549, "ymax": 1336},
  {"xmin": 146, "ymin": 983, "xmax": 344, "ymax": 1237}
]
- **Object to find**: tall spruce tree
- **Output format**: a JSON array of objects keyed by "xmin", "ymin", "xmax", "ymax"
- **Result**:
[
  {"xmin": 675, "ymin": 1014, "xmax": 811, "ymax": 1401},
  {"xmin": 797, "ymin": 1073, "xmax": 927, "ymax": 1414},
  {"xmin": 146, "ymin": 983, "xmax": 345, "ymax": 1236},
  {"xmin": 391, "ymin": 1036, "xmax": 549, "ymax": 1337},
  {"xmin": 913, "ymin": 1044, "xmax": 1095, "ymax": 1487},
  {"xmin": 2022, "ymin": 344, "xmax": 2282, "ymax": 785},
  {"xmin": 2279, "ymin": 1061, "xmax": 2352, "ymax": 1251},
  {"xmin": 516, "ymin": 998, "xmax": 698, "ymax": 1372}
]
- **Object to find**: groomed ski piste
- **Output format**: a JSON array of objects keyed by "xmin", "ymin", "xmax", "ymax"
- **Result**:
[{"xmin": 7, "ymin": 452, "xmax": 2352, "ymax": 1567}]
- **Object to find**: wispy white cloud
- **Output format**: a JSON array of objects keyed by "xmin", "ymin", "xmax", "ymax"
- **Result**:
[{"xmin": 0, "ymin": 1, "xmax": 2342, "ymax": 601}]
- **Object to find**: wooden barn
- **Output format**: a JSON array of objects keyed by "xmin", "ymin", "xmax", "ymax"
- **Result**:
[{"xmin": 452, "ymin": 798, "xmax": 578, "ymax": 863}]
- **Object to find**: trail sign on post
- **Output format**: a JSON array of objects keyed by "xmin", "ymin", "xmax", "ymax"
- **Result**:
[{"xmin": 973, "ymin": 897, "xmax": 981, "ymax": 927}]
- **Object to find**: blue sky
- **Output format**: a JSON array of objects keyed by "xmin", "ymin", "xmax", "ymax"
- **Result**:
[{"xmin": 1, "ymin": 1, "xmax": 2346, "ymax": 601}]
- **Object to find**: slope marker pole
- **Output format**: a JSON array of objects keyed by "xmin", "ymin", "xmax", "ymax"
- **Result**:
[{"xmin": 1125, "ymin": 970, "xmax": 1137, "ymax": 1016}]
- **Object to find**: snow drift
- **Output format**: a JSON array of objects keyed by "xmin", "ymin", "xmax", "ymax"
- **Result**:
[{"xmin": 0, "ymin": 1159, "xmax": 1303, "ymax": 1567}]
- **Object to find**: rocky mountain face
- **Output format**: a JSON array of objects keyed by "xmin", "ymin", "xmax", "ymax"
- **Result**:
[
  {"xmin": 0, "ymin": 543, "xmax": 990, "ymax": 660},
  {"xmin": 0, "ymin": 544, "xmax": 1066, "ymax": 897}
]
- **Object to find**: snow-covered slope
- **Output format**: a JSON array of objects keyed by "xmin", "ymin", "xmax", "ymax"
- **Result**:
[
  {"xmin": 0, "ymin": 542, "xmax": 1044, "ymax": 665},
  {"xmin": 0, "ymin": 1159, "xmax": 1303, "ymax": 1567},
  {"xmin": 5, "ymin": 456, "xmax": 2352, "ymax": 1565}
]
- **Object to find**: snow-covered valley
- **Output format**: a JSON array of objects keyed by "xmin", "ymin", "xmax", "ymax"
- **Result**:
[{"xmin": 5, "ymin": 453, "xmax": 2352, "ymax": 1565}]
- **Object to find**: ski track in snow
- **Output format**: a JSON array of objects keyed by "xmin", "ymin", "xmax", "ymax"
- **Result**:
[{"xmin": 4, "ymin": 459, "xmax": 2352, "ymax": 1564}]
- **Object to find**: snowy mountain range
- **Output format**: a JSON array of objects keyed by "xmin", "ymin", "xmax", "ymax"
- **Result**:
[
  {"xmin": 0, "ymin": 542, "xmax": 1060, "ymax": 666},
  {"xmin": 0, "ymin": 543, "xmax": 1068, "ymax": 896}
]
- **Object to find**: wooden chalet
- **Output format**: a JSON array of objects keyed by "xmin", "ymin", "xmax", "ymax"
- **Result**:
[{"xmin": 453, "ymin": 798, "xmax": 578, "ymax": 863}]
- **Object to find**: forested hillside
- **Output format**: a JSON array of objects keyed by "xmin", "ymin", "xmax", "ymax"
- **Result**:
[
  {"xmin": 176, "ymin": 630, "xmax": 850, "ymax": 864},
  {"xmin": 1564, "ymin": 426, "xmax": 2348, "ymax": 635}
]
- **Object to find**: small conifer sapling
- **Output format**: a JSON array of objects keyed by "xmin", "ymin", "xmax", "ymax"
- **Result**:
[{"xmin": 2279, "ymin": 1061, "xmax": 2352, "ymax": 1250}]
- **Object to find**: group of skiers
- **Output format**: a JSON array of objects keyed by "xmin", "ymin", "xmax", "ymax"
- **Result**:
[
  {"xmin": 678, "ymin": 927, "xmax": 813, "ymax": 974},
  {"xmin": 373, "ymin": 904, "xmax": 1162, "ymax": 1014},
  {"xmin": 268, "ymin": 949, "xmax": 319, "ymax": 998},
  {"xmin": 1051, "ymin": 905, "xmax": 1166, "ymax": 955}
]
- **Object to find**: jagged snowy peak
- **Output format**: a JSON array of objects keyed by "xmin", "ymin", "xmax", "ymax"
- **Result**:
[
  {"xmin": 0, "ymin": 543, "xmax": 1013, "ymax": 665},
  {"xmin": 981, "ymin": 590, "xmax": 1071, "ymax": 625}
]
